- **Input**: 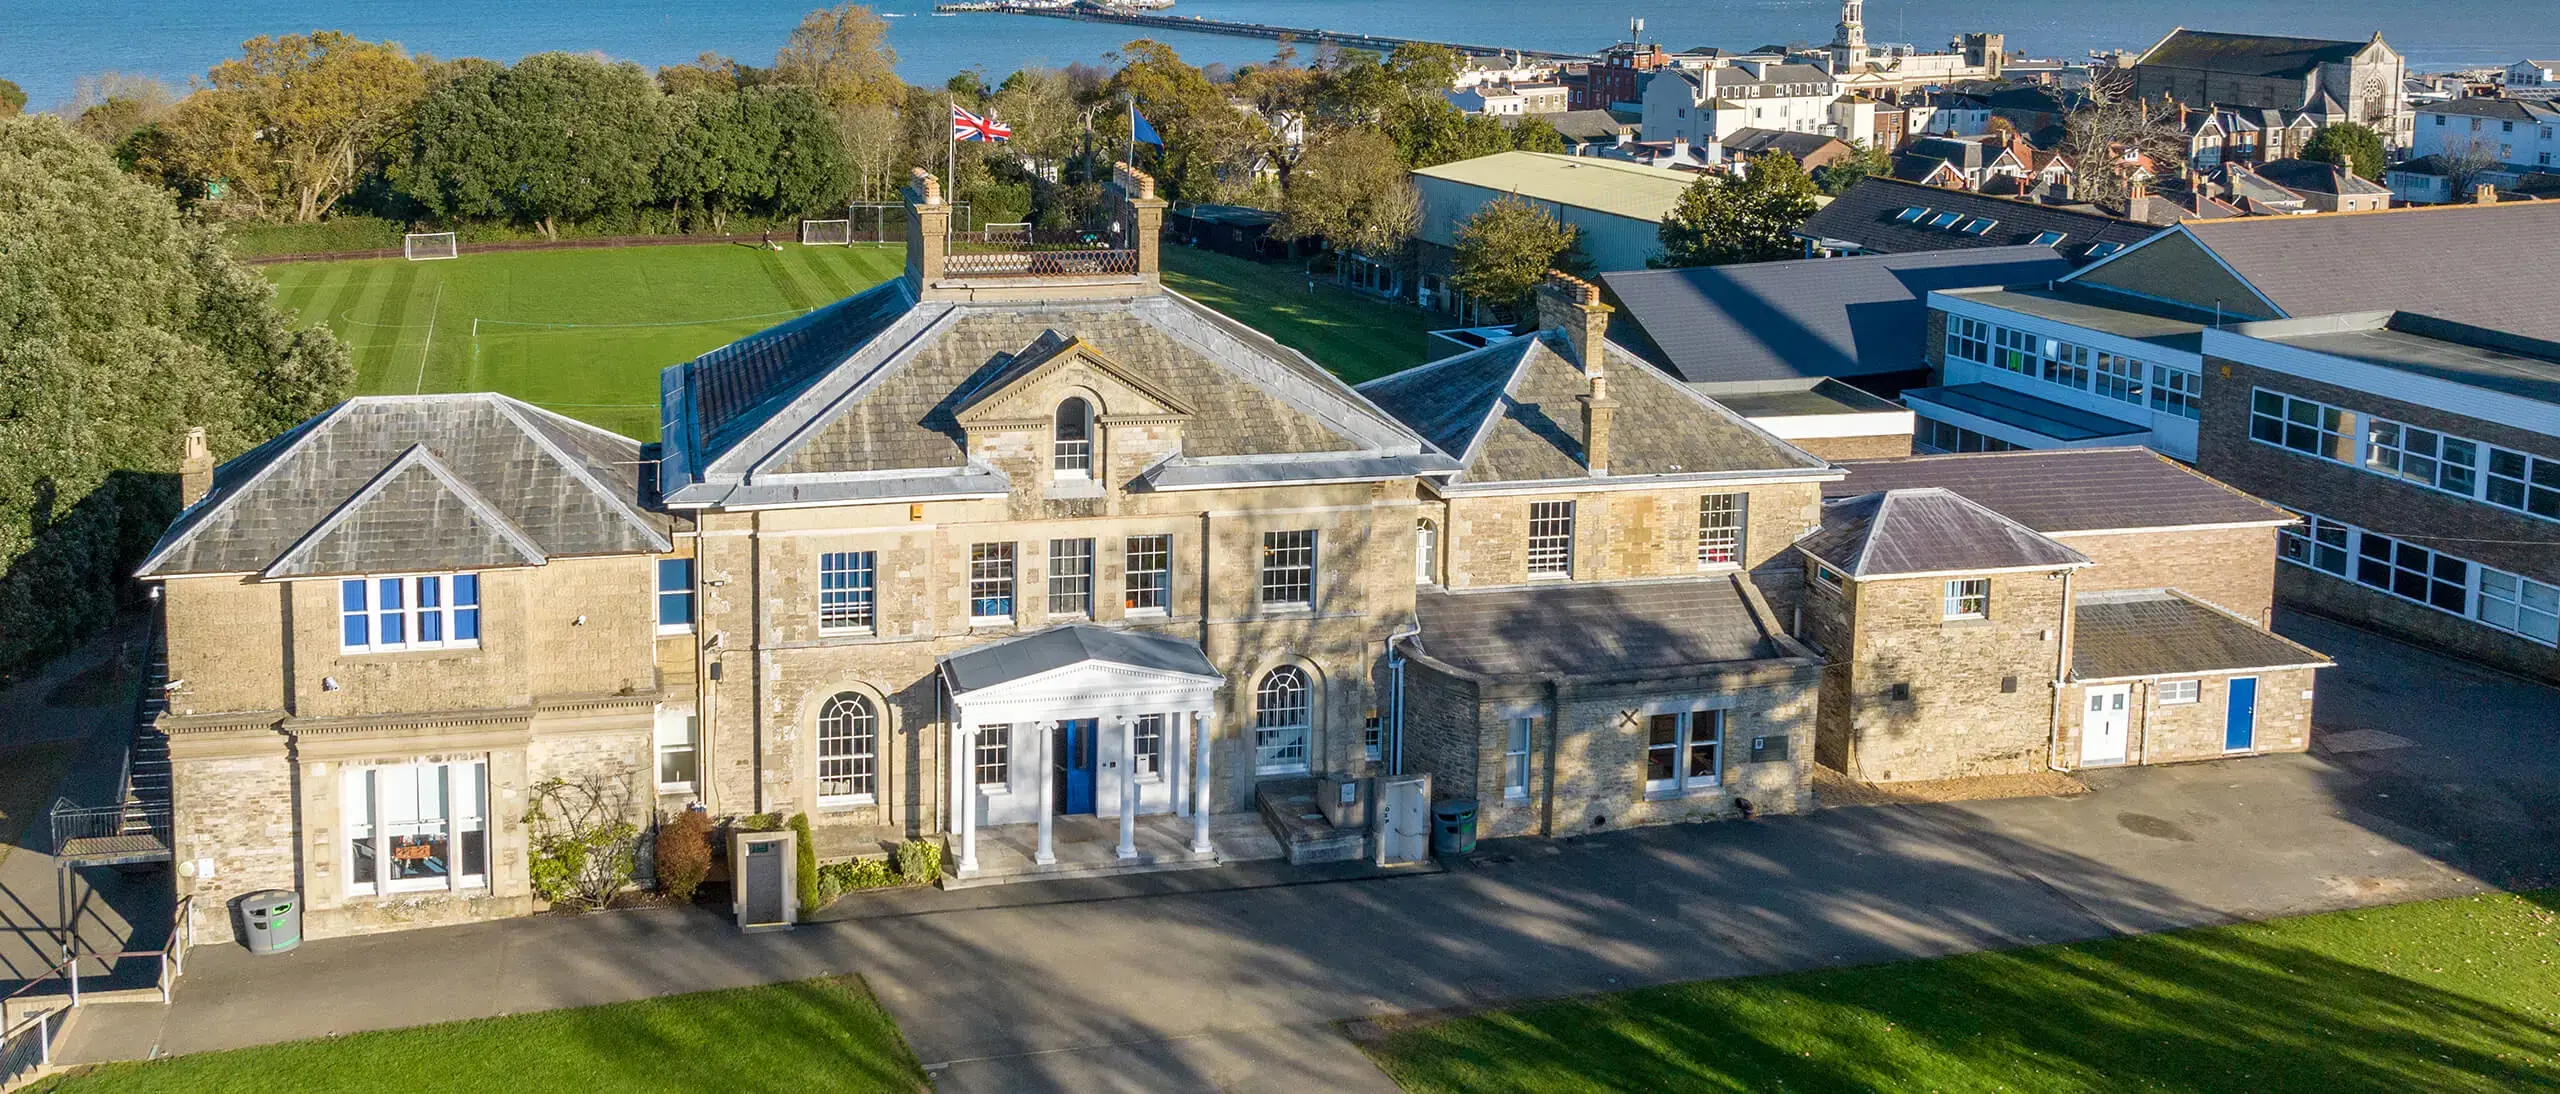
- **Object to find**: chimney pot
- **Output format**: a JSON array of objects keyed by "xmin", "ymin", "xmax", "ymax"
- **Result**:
[{"xmin": 179, "ymin": 426, "xmax": 214, "ymax": 507}]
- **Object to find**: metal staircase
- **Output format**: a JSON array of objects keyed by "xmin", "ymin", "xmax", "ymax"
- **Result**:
[{"xmin": 50, "ymin": 631, "xmax": 173, "ymax": 867}]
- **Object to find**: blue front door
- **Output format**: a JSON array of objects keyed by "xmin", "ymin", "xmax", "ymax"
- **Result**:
[
  {"xmin": 1058, "ymin": 719, "xmax": 1097, "ymax": 814},
  {"xmin": 2224, "ymin": 677, "xmax": 2258, "ymax": 752}
]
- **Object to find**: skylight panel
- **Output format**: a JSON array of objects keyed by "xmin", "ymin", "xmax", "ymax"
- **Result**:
[
  {"xmin": 1894, "ymin": 206, "xmax": 1931, "ymax": 223},
  {"xmin": 2029, "ymin": 230, "xmax": 2068, "ymax": 247},
  {"xmin": 1960, "ymin": 218, "xmax": 1999, "ymax": 235},
  {"xmin": 1926, "ymin": 211, "xmax": 1964, "ymax": 229},
  {"xmin": 2085, "ymin": 241, "xmax": 2126, "ymax": 259}
]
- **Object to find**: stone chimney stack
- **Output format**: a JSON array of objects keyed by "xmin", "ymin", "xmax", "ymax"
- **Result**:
[
  {"xmin": 1111, "ymin": 162, "xmax": 1168, "ymax": 283},
  {"xmin": 904, "ymin": 167, "xmax": 949, "ymax": 293},
  {"xmin": 1534, "ymin": 272, "xmax": 1618, "ymax": 476},
  {"xmin": 179, "ymin": 426, "xmax": 214, "ymax": 507},
  {"xmin": 2474, "ymin": 182, "xmax": 2499, "ymax": 205}
]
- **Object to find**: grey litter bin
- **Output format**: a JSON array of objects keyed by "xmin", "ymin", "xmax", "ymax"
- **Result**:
[
  {"xmin": 1431, "ymin": 799, "xmax": 1478, "ymax": 857},
  {"xmin": 240, "ymin": 890, "xmax": 302, "ymax": 955}
]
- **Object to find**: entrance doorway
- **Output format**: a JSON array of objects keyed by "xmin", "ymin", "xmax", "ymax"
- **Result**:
[
  {"xmin": 2080, "ymin": 685, "xmax": 2130, "ymax": 766},
  {"xmin": 1055, "ymin": 718, "xmax": 1098, "ymax": 814},
  {"xmin": 2224, "ymin": 677, "xmax": 2258, "ymax": 752}
]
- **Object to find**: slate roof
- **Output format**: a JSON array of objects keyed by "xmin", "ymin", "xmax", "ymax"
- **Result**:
[
  {"xmin": 1827, "ymin": 448, "xmax": 2296, "ymax": 533},
  {"xmin": 661, "ymin": 287, "xmax": 1449, "ymax": 507},
  {"xmin": 1601, "ymin": 246, "xmax": 2073, "ymax": 383},
  {"xmin": 1801, "ymin": 177, "xmax": 2157, "ymax": 261},
  {"xmin": 1800, "ymin": 487, "xmax": 2091, "ymax": 578},
  {"xmin": 1357, "ymin": 331, "xmax": 1830, "ymax": 488},
  {"xmin": 1720, "ymin": 129, "xmax": 1850, "ymax": 164},
  {"xmin": 2251, "ymin": 159, "xmax": 2392, "ymax": 198},
  {"xmin": 138, "ymin": 394, "xmax": 673, "ymax": 578},
  {"xmin": 939, "ymin": 624, "xmax": 1221, "ymax": 694},
  {"xmin": 2134, "ymin": 203, "xmax": 2560, "ymax": 340},
  {"xmin": 2070, "ymin": 590, "xmax": 2332, "ymax": 681},
  {"xmin": 1543, "ymin": 109, "xmax": 1634, "ymax": 143},
  {"xmin": 2417, "ymin": 98, "xmax": 2558, "ymax": 122},
  {"xmin": 2136, "ymin": 29, "xmax": 2374, "ymax": 79},
  {"xmin": 1407, "ymin": 578, "xmax": 1790, "ymax": 679}
]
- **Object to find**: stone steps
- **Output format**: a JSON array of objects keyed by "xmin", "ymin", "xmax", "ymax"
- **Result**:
[{"xmin": 1253, "ymin": 780, "xmax": 1368, "ymax": 866}]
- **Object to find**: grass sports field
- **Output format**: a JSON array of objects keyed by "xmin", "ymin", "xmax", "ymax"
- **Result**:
[{"xmin": 262, "ymin": 242, "xmax": 1432, "ymax": 440}]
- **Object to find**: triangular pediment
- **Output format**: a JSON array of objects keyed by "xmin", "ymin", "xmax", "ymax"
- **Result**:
[
  {"xmin": 263, "ymin": 444, "xmax": 548, "ymax": 578},
  {"xmin": 954, "ymin": 331, "xmax": 1196, "ymax": 426}
]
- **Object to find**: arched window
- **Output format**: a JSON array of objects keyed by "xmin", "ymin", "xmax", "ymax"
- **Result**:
[
  {"xmin": 1414, "ymin": 519, "xmax": 1439, "ymax": 585},
  {"xmin": 816, "ymin": 692, "xmax": 878, "ymax": 804},
  {"xmin": 1053, "ymin": 397, "xmax": 1094, "ymax": 476},
  {"xmin": 1253, "ymin": 666, "xmax": 1312, "ymax": 775}
]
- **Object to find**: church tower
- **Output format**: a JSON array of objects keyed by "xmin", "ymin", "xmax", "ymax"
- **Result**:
[{"xmin": 1831, "ymin": 0, "xmax": 1868, "ymax": 70}]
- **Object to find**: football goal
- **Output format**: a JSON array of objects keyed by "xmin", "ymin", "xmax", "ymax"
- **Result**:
[
  {"xmin": 799, "ymin": 219, "xmax": 852, "ymax": 246},
  {"xmin": 981, "ymin": 222, "xmax": 1033, "ymax": 244},
  {"xmin": 404, "ymin": 232, "xmax": 459, "ymax": 261}
]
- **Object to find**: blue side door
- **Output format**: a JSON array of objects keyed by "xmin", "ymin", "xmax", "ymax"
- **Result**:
[
  {"xmin": 2224, "ymin": 677, "xmax": 2258, "ymax": 752},
  {"xmin": 1060, "ymin": 719, "xmax": 1097, "ymax": 814}
]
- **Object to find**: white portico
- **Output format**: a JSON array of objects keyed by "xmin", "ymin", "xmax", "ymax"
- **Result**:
[{"xmin": 938, "ymin": 625, "xmax": 1223, "ymax": 879}]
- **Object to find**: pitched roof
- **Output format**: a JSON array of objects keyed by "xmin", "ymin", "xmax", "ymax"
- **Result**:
[
  {"xmin": 1828, "ymin": 448, "xmax": 2295, "ymax": 533},
  {"xmin": 1720, "ymin": 128, "xmax": 1848, "ymax": 160},
  {"xmin": 938, "ymin": 624, "xmax": 1221, "ymax": 693},
  {"xmin": 1599, "ymin": 246, "xmax": 2074, "ymax": 383},
  {"xmin": 1543, "ymin": 109, "xmax": 1634, "ymax": 143},
  {"xmin": 1410, "ymin": 151, "xmax": 1695, "ymax": 223},
  {"xmin": 138, "ymin": 394, "xmax": 673, "ymax": 578},
  {"xmin": 2070, "ymin": 590, "xmax": 2332, "ymax": 681},
  {"xmin": 2098, "ymin": 203, "xmax": 2560, "ymax": 341},
  {"xmin": 2417, "ymin": 98, "xmax": 2558, "ymax": 122},
  {"xmin": 1801, "ymin": 177, "xmax": 2157, "ymax": 261},
  {"xmin": 2136, "ymin": 29, "xmax": 2376, "ymax": 79},
  {"xmin": 2250, "ymin": 158, "xmax": 2392, "ymax": 197},
  {"xmin": 1358, "ymin": 332, "xmax": 1829, "ymax": 488},
  {"xmin": 1800, "ymin": 487, "xmax": 2091, "ymax": 578},
  {"xmin": 1408, "ymin": 578, "xmax": 1792, "ymax": 679}
]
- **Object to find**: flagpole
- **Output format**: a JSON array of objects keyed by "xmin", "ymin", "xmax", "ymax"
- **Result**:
[{"xmin": 947, "ymin": 92, "xmax": 957, "ymax": 230}]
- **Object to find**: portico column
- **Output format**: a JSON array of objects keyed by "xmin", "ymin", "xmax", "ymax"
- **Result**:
[
  {"xmin": 956, "ymin": 724, "xmax": 979, "ymax": 877},
  {"xmin": 946, "ymin": 710, "xmax": 967, "ymax": 837},
  {"xmin": 1170, "ymin": 712, "xmax": 1189, "ymax": 819},
  {"xmin": 1116, "ymin": 715, "xmax": 1139, "ymax": 861},
  {"xmin": 1035, "ymin": 720, "xmax": 1057, "ymax": 866},
  {"xmin": 1190, "ymin": 709, "xmax": 1213, "ymax": 855}
]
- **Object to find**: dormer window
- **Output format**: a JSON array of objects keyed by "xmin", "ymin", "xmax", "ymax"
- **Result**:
[{"xmin": 1053, "ymin": 397, "xmax": 1094, "ymax": 477}]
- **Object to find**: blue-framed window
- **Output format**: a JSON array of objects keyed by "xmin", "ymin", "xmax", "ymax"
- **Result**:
[
  {"xmin": 340, "ymin": 573, "xmax": 480, "ymax": 654},
  {"xmin": 656, "ymin": 558, "xmax": 695, "ymax": 633}
]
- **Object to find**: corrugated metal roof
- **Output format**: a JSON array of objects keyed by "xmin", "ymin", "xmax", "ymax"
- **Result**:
[
  {"xmin": 939, "ymin": 624, "xmax": 1219, "ymax": 694},
  {"xmin": 1830, "ymin": 448, "xmax": 2295, "ymax": 532},
  {"xmin": 1802, "ymin": 487, "xmax": 2091, "ymax": 577},
  {"xmin": 1412, "ymin": 152, "xmax": 1694, "ymax": 223},
  {"xmin": 2071, "ymin": 589, "xmax": 2332, "ymax": 680}
]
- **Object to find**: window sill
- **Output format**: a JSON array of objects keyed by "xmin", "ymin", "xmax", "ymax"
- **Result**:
[
  {"xmin": 347, "ymin": 879, "xmax": 491, "ymax": 900},
  {"xmin": 656, "ymin": 625, "xmax": 696, "ymax": 637},
  {"xmin": 819, "ymin": 627, "xmax": 878, "ymax": 639},
  {"xmin": 1940, "ymin": 617, "xmax": 1992, "ymax": 631},
  {"xmin": 975, "ymin": 784, "xmax": 1013, "ymax": 796},
  {"xmin": 656, "ymin": 782, "xmax": 697, "ymax": 795},
  {"xmin": 968, "ymin": 619, "xmax": 1015, "ymax": 631},
  {"xmin": 1643, "ymin": 783, "xmax": 1723, "ymax": 802},
  {"xmin": 1124, "ymin": 606, "xmax": 1170, "ymax": 619},
  {"xmin": 1257, "ymin": 603, "xmax": 1314, "ymax": 615},
  {"xmin": 1504, "ymin": 790, "xmax": 1530, "ymax": 803},
  {"xmin": 1696, "ymin": 561, "xmax": 1740, "ymax": 573},
  {"xmin": 817, "ymin": 796, "xmax": 877, "ymax": 811},
  {"xmin": 335, "ymin": 643, "xmax": 483, "ymax": 659},
  {"xmin": 1526, "ymin": 571, "xmax": 1573, "ymax": 582},
  {"xmin": 1254, "ymin": 766, "xmax": 1312, "ymax": 778}
]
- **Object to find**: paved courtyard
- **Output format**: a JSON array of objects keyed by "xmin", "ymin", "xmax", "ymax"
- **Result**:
[{"xmin": 42, "ymin": 611, "xmax": 2560, "ymax": 1091}]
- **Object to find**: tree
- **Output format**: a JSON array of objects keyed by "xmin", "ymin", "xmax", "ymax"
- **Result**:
[
  {"xmin": 0, "ymin": 78, "xmax": 23, "ymax": 116},
  {"xmin": 1277, "ymin": 127, "xmax": 1417, "ymax": 259},
  {"xmin": 2436, "ymin": 136, "xmax": 2506, "ymax": 200},
  {"xmin": 657, "ymin": 52, "xmax": 749, "ymax": 95},
  {"xmin": 1509, "ymin": 116, "xmax": 1566, "ymax": 155},
  {"xmin": 1387, "ymin": 96, "xmax": 1514, "ymax": 167},
  {"xmin": 2302, "ymin": 122, "xmax": 2386, "ymax": 181},
  {"xmin": 67, "ymin": 74, "xmax": 178, "ymax": 147},
  {"xmin": 0, "ymin": 114, "xmax": 350, "ymax": 679},
  {"xmin": 1655, "ymin": 153, "xmax": 1819, "ymax": 268},
  {"xmin": 157, "ymin": 32, "xmax": 426, "ymax": 221},
  {"xmin": 1814, "ymin": 139, "xmax": 1894, "ymax": 195},
  {"xmin": 400, "ymin": 53, "xmax": 669, "ymax": 237},
  {"xmin": 773, "ymin": 4, "xmax": 904, "ymax": 113},
  {"xmin": 1452, "ymin": 193, "xmax": 1582, "ymax": 320},
  {"xmin": 1103, "ymin": 40, "xmax": 1260, "ymax": 201},
  {"xmin": 2058, "ymin": 77, "xmax": 2186, "ymax": 211}
]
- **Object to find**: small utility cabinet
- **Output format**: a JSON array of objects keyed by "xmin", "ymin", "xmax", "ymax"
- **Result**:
[{"xmin": 732, "ymin": 829, "xmax": 797, "ymax": 933}]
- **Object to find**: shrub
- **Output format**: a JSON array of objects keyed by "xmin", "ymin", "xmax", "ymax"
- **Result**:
[
  {"xmin": 523, "ymin": 777, "xmax": 639, "ymax": 910},
  {"xmin": 791, "ymin": 813, "xmax": 822, "ymax": 917},
  {"xmin": 655, "ymin": 808, "xmax": 714, "ymax": 903},
  {"xmin": 896, "ymin": 839, "xmax": 944, "ymax": 887}
]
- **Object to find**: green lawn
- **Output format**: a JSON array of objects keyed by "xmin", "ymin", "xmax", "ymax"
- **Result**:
[
  {"xmin": 1365, "ymin": 890, "xmax": 2560, "ymax": 1093},
  {"xmin": 260, "ymin": 241, "xmax": 1432, "ymax": 440},
  {"xmin": 31, "ymin": 976, "xmax": 926, "ymax": 1094}
]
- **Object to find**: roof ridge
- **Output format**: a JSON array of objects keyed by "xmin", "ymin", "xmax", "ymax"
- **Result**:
[
  {"xmin": 491, "ymin": 397, "xmax": 673, "ymax": 553},
  {"xmin": 134, "ymin": 399, "xmax": 362, "ymax": 577},
  {"xmin": 261, "ymin": 443, "xmax": 548, "ymax": 578}
]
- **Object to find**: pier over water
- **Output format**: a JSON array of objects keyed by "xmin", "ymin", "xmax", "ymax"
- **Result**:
[{"xmin": 942, "ymin": 3, "xmax": 1591, "ymax": 61}]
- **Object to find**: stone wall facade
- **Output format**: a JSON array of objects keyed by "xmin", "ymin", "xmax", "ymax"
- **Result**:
[
  {"xmin": 1439, "ymin": 482, "xmax": 1825, "ymax": 591},
  {"xmin": 1807, "ymin": 564, "xmax": 2074, "ymax": 782},
  {"xmin": 2056, "ymin": 525, "xmax": 2284, "ymax": 625},
  {"xmin": 1788, "ymin": 433, "xmax": 1916, "ymax": 461},
  {"xmin": 2054, "ymin": 668, "xmax": 2316, "ymax": 768}
]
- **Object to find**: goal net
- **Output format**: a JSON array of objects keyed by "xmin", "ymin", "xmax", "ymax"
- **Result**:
[
  {"xmin": 799, "ymin": 219, "xmax": 852, "ymax": 246},
  {"xmin": 981, "ymin": 222, "xmax": 1032, "ymax": 244},
  {"xmin": 404, "ymin": 232, "xmax": 459, "ymax": 261}
]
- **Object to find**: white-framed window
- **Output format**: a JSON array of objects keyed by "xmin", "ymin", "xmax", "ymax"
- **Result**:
[
  {"xmin": 2157, "ymin": 679, "xmax": 2200, "ymax": 704},
  {"xmin": 2479, "ymin": 569, "xmax": 2560, "ymax": 645},
  {"xmin": 1644, "ymin": 709, "xmax": 1722, "ymax": 796},
  {"xmin": 2278, "ymin": 515, "xmax": 2352, "ymax": 576},
  {"xmin": 1946, "ymin": 315, "xmax": 1989, "ymax": 363},
  {"xmin": 1527, "ymin": 501, "xmax": 1575, "ymax": 577},
  {"xmin": 2092, "ymin": 351, "xmax": 2145, "ymax": 404},
  {"xmin": 2485, "ymin": 448, "xmax": 2560, "ymax": 522},
  {"xmin": 1698, "ymin": 493, "xmax": 1746, "ymax": 567},
  {"xmin": 1810, "ymin": 559, "xmax": 1846, "ymax": 592},
  {"xmin": 1133, "ymin": 713, "xmax": 1165, "ymax": 778},
  {"xmin": 1124, "ymin": 534, "xmax": 1171, "ymax": 614},
  {"xmin": 1363, "ymin": 713, "xmax": 1383, "ymax": 763},
  {"xmin": 2039, "ymin": 338, "xmax": 2090, "ymax": 390},
  {"xmin": 1504, "ymin": 717, "xmax": 1533, "ymax": 798},
  {"xmin": 816, "ymin": 692, "xmax": 878, "ymax": 804},
  {"xmin": 655, "ymin": 706, "xmax": 700, "ymax": 791},
  {"xmin": 1253, "ymin": 666, "xmax": 1313, "ymax": 774},
  {"xmin": 2149, "ymin": 365, "xmax": 2202, "ymax": 420},
  {"xmin": 969, "ymin": 543, "xmax": 1016, "ymax": 623},
  {"xmin": 339, "ymin": 573, "xmax": 481, "ymax": 654},
  {"xmin": 2249, "ymin": 389, "xmax": 2356, "ymax": 463},
  {"xmin": 656, "ymin": 558, "xmax": 695, "ymax": 634},
  {"xmin": 2366, "ymin": 419, "xmax": 2480, "ymax": 496},
  {"xmin": 1992, "ymin": 326, "xmax": 2038, "ymax": 375},
  {"xmin": 1053, "ymin": 397, "xmax": 1094, "ymax": 477},
  {"xmin": 344, "ymin": 759, "xmax": 486, "ymax": 896},
  {"xmin": 1414, "ymin": 519, "xmax": 1439, "ymax": 585},
  {"xmin": 1260, "ymin": 530, "xmax": 1315, "ymax": 607},
  {"xmin": 1917, "ymin": 417, "xmax": 2023, "ymax": 454},
  {"xmin": 1942, "ymin": 578, "xmax": 1989, "ymax": 620},
  {"xmin": 819, "ymin": 551, "xmax": 876, "ymax": 634},
  {"xmin": 2357, "ymin": 529, "xmax": 2470, "ymax": 615},
  {"xmin": 974, "ymin": 724, "xmax": 1011, "ymax": 789},
  {"xmin": 1048, "ymin": 538, "xmax": 1094, "ymax": 618}
]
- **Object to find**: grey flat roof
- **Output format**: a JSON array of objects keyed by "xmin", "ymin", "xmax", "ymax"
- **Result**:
[
  {"xmin": 2071, "ymin": 590, "xmax": 2332, "ymax": 681},
  {"xmin": 2257, "ymin": 322, "xmax": 2560, "ymax": 406},
  {"xmin": 1947, "ymin": 287, "xmax": 2208, "ymax": 352},
  {"xmin": 1409, "ymin": 579, "xmax": 1786, "ymax": 679},
  {"xmin": 1901, "ymin": 383, "xmax": 2149, "ymax": 442},
  {"xmin": 1831, "ymin": 447, "xmax": 2295, "ymax": 532},
  {"xmin": 1710, "ymin": 378, "xmax": 1906, "ymax": 418},
  {"xmin": 939, "ymin": 624, "xmax": 1219, "ymax": 694}
]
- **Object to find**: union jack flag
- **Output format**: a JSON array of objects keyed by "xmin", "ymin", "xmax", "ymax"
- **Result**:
[{"xmin": 951, "ymin": 104, "xmax": 1013, "ymax": 142}]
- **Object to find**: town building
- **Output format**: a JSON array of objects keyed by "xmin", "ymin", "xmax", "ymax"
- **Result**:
[
  {"xmin": 1797, "ymin": 177, "xmax": 2154, "ymax": 261},
  {"xmin": 1409, "ymin": 152, "xmax": 1693, "ymax": 312},
  {"xmin": 2130, "ymin": 28, "xmax": 2411, "ymax": 149},
  {"xmin": 2390, "ymin": 98, "xmax": 2560, "ymax": 203},
  {"xmin": 2245, "ymin": 159, "xmax": 2392, "ymax": 212},
  {"xmin": 2505, "ymin": 59, "xmax": 2560, "ymax": 100},
  {"xmin": 1640, "ymin": 60, "xmax": 1843, "ymax": 158}
]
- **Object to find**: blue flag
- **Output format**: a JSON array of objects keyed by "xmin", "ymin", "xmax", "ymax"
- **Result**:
[{"xmin": 1132, "ymin": 107, "xmax": 1164, "ymax": 148}]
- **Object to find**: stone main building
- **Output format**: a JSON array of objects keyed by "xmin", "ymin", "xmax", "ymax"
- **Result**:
[{"xmin": 142, "ymin": 167, "xmax": 2321, "ymax": 943}]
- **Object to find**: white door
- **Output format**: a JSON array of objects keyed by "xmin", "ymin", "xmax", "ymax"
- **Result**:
[
  {"xmin": 1375, "ymin": 775, "xmax": 1432, "ymax": 865},
  {"xmin": 2080, "ymin": 686, "xmax": 2131, "ymax": 766}
]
